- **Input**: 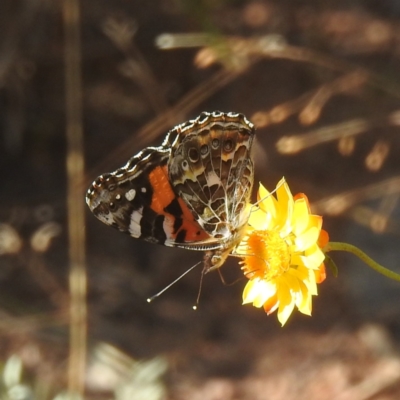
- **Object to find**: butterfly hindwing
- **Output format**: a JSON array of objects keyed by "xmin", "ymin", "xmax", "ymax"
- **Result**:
[{"xmin": 167, "ymin": 111, "xmax": 255, "ymax": 240}]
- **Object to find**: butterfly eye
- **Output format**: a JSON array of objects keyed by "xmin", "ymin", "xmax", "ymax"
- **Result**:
[
  {"xmin": 211, "ymin": 254, "xmax": 222, "ymax": 265},
  {"xmin": 224, "ymin": 139, "xmax": 234, "ymax": 152},
  {"xmin": 200, "ymin": 144, "xmax": 209, "ymax": 156},
  {"xmin": 108, "ymin": 184, "xmax": 116, "ymax": 191},
  {"xmin": 211, "ymin": 138, "xmax": 220, "ymax": 149},
  {"xmin": 188, "ymin": 148, "xmax": 199, "ymax": 162},
  {"xmin": 182, "ymin": 160, "xmax": 189, "ymax": 171}
]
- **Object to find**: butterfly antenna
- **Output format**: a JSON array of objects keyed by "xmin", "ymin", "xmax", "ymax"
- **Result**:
[
  {"xmin": 193, "ymin": 267, "xmax": 206, "ymax": 310},
  {"xmin": 147, "ymin": 261, "xmax": 202, "ymax": 303},
  {"xmin": 217, "ymin": 267, "xmax": 229, "ymax": 285}
]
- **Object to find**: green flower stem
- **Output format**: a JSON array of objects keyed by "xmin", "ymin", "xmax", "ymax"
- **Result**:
[{"xmin": 326, "ymin": 242, "xmax": 400, "ymax": 282}]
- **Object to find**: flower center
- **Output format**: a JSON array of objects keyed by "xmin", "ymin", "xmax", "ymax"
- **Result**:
[{"xmin": 242, "ymin": 230, "xmax": 291, "ymax": 280}]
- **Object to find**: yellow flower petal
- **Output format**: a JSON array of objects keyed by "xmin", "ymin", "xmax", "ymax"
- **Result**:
[
  {"xmin": 295, "ymin": 226, "xmax": 320, "ymax": 251},
  {"xmin": 243, "ymin": 279, "xmax": 277, "ymax": 307},
  {"xmin": 274, "ymin": 179, "xmax": 293, "ymax": 231},
  {"xmin": 283, "ymin": 272, "xmax": 300, "ymax": 295},
  {"xmin": 257, "ymin": 183, "xmax": 278, "ymax": 220},
  {"xmin": 248, "ymin": 207, "xmax": 269, "ymax": 230},
  {"xmin": 277, "ymin": 280, "xmax": 295, "ymax": 326},
  {"xmin": 242, "ymin": 280, "xmax": 258, "ymax": 304},
  {"xmin": 290, "ymin": 253, "xmax": 306, "ymax": 268},
  {"xmin": 296, "ymin": 279, "xmax": 312, "ymax": 315},
  {"xmin": 307, "ymin": 215, "xmax": 322, "ymax": 231},
  {"xmin": 290, "ymin": 265, "xmax": 309, "ymax": 279},
  {"xmin": 292, "ymin": 198, "xmax": 309, "ymax": 236},
  {"xmin": 303, "ymin": 245, "xmax": 325, "ymax": 269},
  {"xmin": 305, "ymin": 268, "xmax": 318, "ymax": 296}
]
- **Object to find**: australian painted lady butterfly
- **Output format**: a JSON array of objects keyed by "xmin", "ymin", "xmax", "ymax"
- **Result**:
[{"xmin": 86, "ymin": 111, "xmax": 256, "ymax": 272}]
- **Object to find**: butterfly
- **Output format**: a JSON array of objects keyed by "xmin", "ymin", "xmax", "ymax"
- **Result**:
[{"xmin": 86, "ymin": 111, "xmax": 256, "ymax": 273}]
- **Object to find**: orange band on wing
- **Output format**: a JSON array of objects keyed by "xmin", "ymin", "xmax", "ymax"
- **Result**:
[
  {"xmin": 148, "ymin": 165, "xmax": 176, "ymax": 214},
  {"xmin": 148, "ymin": 165, "xmax": 210, "ymax": 242},
  {"xmin": 177, "ymin": 197, "xmax": 210, "ymax": 241}
]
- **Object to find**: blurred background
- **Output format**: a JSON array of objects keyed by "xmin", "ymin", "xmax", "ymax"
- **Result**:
[{"xmin": 1, "ymin": 0, "xmax": 400, "ymax": 399}]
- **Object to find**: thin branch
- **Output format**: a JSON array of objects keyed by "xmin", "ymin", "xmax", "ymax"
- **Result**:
[{"xmin": 63, "ymin": 0, "xmax": 87, "ymax": 396}]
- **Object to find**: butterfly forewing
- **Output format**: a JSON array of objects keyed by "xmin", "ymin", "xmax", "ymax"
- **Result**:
[{"xmin": 86, "ymin": 145, "xmax": 212, "ymax": 246}]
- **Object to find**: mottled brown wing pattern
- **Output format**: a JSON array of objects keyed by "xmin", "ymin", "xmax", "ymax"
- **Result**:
[{"xmin": 166, "ymin": 111, "xmax": 256, "ymax": 269}]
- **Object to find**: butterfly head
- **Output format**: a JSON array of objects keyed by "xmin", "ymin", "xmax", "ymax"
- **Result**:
[{"xmin": 203, "ymin": 248, "xmax": 232, "ymax": 273}]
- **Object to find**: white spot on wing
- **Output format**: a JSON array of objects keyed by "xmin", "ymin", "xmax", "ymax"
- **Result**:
[
  {"xmin": 129, "ymin": 207, "xmax": 143, "ymax": 238},
  {"xmin": 162, "ymin": 215, "xmax": 175, "ymax": 241},
  {"xmin": 207, "ymin": 171, "xmax": 221, "ymax": 186},
  {"xmin": 100, "ymin": 213, "xmax": 115, "ymax": 225},
  {"xmin": 125, "ymin": 189, "xmax": 136, "ymax": 201},
  {"xmin": 141, "ymin": 187, "xmax": 147, "ymax": 193}
]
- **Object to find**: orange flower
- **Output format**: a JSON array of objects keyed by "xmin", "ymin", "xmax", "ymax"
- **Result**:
[{"xmin": 238, "ymin": 178, "xmax": 328, "ymax": 326}]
